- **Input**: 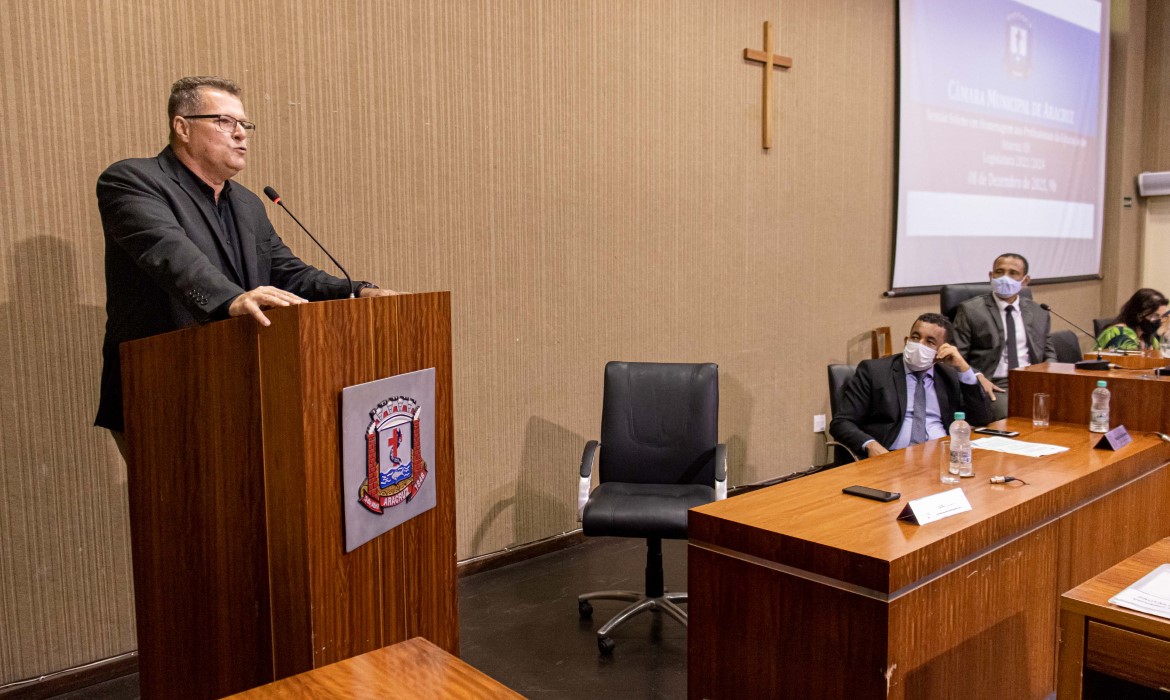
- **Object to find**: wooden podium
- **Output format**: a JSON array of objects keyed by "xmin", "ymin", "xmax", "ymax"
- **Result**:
[{"xmin": 120, "ymin": 293, "xmax": 457, "ymax": 699}]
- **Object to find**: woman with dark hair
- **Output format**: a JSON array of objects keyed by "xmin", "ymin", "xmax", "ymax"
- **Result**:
[{"xmin": 1096, "ymin": 288, "xmax": 1169, "ymax": 352}]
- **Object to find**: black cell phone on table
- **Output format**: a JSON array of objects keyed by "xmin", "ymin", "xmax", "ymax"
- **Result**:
[
  {"xmin": 842, "ymin": 485, "xmax": 901, "ymax": 502},
  {"xmin": 973, "ymin": 428, "xmax": 1020, "ymax": 437}
]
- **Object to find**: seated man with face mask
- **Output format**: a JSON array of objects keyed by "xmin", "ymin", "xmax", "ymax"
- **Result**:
[
  {"xmin": 831, "ymin": 313, "xmax": 994, "ymax": 460},
  {"xmin": 952, "ymin": 253, "xmax": 1056, "ymax": 421}
]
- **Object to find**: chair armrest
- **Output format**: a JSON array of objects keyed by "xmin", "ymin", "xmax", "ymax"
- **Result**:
[
  {"xmin": 825, "ymin": 439, "xmax": 859, "ymax": 464},
  {"xmin": 577, "ymin": 440, "xmax": 599, "ymax": 522},
  {"xmin": 715, "ymin": 443, "xmax": 728, "ymax": 501}
]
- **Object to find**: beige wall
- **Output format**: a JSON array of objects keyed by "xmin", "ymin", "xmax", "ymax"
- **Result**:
[
  {"xmin": 0, "ymin": 0, "xmax": 1156, "ymax": 683},
  {"xmin": 1145, "ymin": 199, "xmax": 1170, "ymax": 292}
]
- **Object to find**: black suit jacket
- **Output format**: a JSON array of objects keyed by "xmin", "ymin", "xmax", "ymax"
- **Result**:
[
  {"xmin": 829, "ymin": 354, "xmax": 993, "ymax": 458},
  {"xmin": 953, "ymin": 293, "xmax": 1056, "ymax": 378},
  {"xmin": 96, "ymin": 147, "xmax": 358, "ymax": 431}
]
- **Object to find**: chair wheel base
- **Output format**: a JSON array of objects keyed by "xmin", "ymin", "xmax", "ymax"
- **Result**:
[
  {"xmin": 577, "ymin": 589, "xmax": 688, "ymax": 654},
  {"xmin": 598, "ymin": 635, "xmax": 615, "ymax": 655}
]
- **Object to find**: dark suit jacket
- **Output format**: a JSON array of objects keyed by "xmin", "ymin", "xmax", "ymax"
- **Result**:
[
  {"xmin": 829, "ymin": 354, "xmax": 993, "ymax": 458},
  {"xmin": 952, "ymin": 293, "xmax": 1056, "ymax": 378},
  {"xmin": 96, "ymin": 147, "xmax": 358, "ymax": 431}
]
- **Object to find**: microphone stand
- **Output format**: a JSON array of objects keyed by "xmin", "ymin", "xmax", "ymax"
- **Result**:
[
  {"xmin": 264, "ymin": 187, "xmax": 356, "ymax": 298},
  {"xmin": 1039, "ymin": 303, "xmax": 1110, "ymax": 370}
]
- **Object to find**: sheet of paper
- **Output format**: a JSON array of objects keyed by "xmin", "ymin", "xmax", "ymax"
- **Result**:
[
  {"xmin": 1139, "ymin": 569, "xmax": 1170, "ymax": 597},
  {"xmin": 1108, "ymin": 563, "xmax": 1170, "ymax": 620},
  {"xmin": 970, "ymin": 436, "xmax": 1070, "ymax": 457}
]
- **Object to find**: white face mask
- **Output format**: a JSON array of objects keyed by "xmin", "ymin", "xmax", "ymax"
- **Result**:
[
  {"xmin": 991, "ymin": 275, "xmax": 1023, "ymax": 299},
  {"xmin": 902, "ymin": 341, "xmax": 937, "ymax": 372}
]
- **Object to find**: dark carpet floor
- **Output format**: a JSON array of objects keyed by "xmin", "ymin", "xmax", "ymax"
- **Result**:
[{"xmin": 48, "ymin": 536, "xmax": 689, "ymax": 699}]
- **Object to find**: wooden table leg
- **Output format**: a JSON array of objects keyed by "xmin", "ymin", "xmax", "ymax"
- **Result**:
[{"xmin": 1057, "ymin": 608, "xmax": 1086, "ymax": 699}]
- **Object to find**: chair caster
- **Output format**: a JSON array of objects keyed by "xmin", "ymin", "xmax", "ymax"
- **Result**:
[
  {"xmin": 578, "ymin": 600, "xmax": 593, "ymax": 619},
  {"xmin": 598, "ymin": 635, "xmax": 615, "ymax": 655}
]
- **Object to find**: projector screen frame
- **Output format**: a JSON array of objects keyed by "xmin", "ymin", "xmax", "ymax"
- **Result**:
[{"xmin": 884, "ymin": 0, "xmax": 1113, "ymax": 296}]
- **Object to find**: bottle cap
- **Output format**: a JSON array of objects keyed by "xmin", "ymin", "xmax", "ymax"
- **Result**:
[
  {"xmin": 1097, "ymin": 380, "xmax": 1107, "ymax": 387},
  {"xmin": 954, "ymin": 412, "xmax": 966, "ymax": 420}
]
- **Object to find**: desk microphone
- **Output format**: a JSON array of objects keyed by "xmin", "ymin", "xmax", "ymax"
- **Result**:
[
  {"xmin": 1039, "ymin": 303, "xmax": 1110, "ymax": 370},
  {"xmin": 264, "ymin": 186, "xmax": 355, "ymax": 298}
]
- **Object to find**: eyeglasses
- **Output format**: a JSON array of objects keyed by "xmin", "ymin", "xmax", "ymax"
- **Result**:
[{"xmin": 181, "ymin": 114, "xmax": 256, "ymax": 135}]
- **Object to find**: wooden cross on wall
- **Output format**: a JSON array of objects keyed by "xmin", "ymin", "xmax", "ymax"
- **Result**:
[{"xmin": 743, "ymin": 21, "xmax": 793, "ymax": 149}]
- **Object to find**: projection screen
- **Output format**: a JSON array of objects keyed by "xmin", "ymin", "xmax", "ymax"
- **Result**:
[{"xmin": 891, "ymin": 0, "xmax": 1109, "ymax": 293}]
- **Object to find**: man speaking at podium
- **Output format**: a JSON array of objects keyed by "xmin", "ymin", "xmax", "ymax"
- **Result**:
[{"xmin": 95, "ymin": 76, "xmax": 394, "ymax": 450}]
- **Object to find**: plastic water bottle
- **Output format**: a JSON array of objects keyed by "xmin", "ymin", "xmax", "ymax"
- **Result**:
[
  {"xmin": 1090, "ymin": 380, "xmax": 1110, "ymax": 433},
  {"xmin": 949, "ymin": 412, "xmax": 973, "ymax": 478}
]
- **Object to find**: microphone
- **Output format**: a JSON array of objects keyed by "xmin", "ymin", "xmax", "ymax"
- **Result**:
[
  {"xmin": 263, "ymin": 186, "xmax": 355, "ymax": 298},
  {"xmin": 1039, "ymin": 303, "xmax": 1110, "ymax": 370}
]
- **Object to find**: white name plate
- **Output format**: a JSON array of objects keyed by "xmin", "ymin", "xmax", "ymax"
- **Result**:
[{"xmin": 897, "ymin": 488, "xmax": 972, "ymax": 525}]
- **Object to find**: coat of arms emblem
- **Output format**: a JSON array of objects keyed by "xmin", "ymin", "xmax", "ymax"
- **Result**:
[
  {"xmin": 340, "ymin": 367, "xmax": 437, "ymax": 552},
  {"xmin": 360, "ymin": 397, "xmax": 430, "ymax": 514},
  {"xmin": 1004, "ymin": 12, "xmax": 1033, "ymax": 79}
]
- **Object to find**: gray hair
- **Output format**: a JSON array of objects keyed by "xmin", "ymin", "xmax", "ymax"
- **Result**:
[{"xmin": 168, "ymin": 76, "xmax": 242, "ymax": 136}]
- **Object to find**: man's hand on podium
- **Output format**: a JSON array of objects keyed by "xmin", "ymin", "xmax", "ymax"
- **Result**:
[
  {"xmin": 229, "ymin": 286, "xmax": 308, "ymax": 327},
  {"xmin": 229, "ymin": 285, "xmax": 401, "ymax": 326},
  {"xmin": 359, "ymin": 286, "xmax": 401, "ymax": 298}
]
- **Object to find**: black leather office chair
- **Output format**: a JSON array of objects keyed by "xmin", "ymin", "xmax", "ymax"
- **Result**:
[
  {"xmin": 1093, "ymin": 317, "xmax": 1116, "ymax": 339},
  {"xmin": 576, "ymin": 361, "xmax": 726, "ymax": 655},
  {"xmin": 826, "ymin": 364, "xmax": 859, "ymax": 466},
  {"xmin": 939, "ymin": 283, "xmax": 1033, "ymax": 321},
  {"xmin": 1050, "ymin": 329, "xmax": 1083, "ymax": 363}
]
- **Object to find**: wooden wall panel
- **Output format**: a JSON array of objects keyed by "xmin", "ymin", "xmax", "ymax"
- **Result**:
[
  {"xmin": 0, "ymin": 0, "xmax": 1153, "ymax": 684},
  {"xmin": 1142, "ymin": 0, "xmax": 1170, "ymax": 171},
  {"xmin": 1140, "ymin": 0, "xmax": 1170, "ymax": 292},
  {"xmin": 1101, "ymin": 0, "xmax": 1149, "ymax": 313}
]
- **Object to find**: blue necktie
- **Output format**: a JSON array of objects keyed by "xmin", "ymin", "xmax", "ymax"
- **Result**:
[{"xmin": 910, "ymin": 370, "xmax": 928, "ymax": 445}]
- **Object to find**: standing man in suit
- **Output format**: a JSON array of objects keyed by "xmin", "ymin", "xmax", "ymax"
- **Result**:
[
  {"xmin": 831, "ymin": 313, "xmax": 992, "ymax": 460},
  {"xmin": 96, "ymin": 76, "xmax": 396, "ymax": 452},
  {"xmin": 952, "ymin": 253, "xmax": 1056, "ymax": 420}
]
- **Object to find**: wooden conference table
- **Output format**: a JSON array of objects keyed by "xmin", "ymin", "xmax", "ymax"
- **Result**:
[
  {"xmin": 1081, "ymin": 352, "xmax": 1170, "ymax": 370},
  {"xmin": 223, "ymin": 637, "xmax": 522, "ymax": 699},
  {"xmin": 1009, "ymin": 362, "xmax": 1170, "ymax": 431},
  {"xmin": 688, "ymin": 402, "xmax": 1170, "ymax": 697},
  {"xmin": 1058, "ymin": 537, "xmax": 1170, "ymax": 697}
]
